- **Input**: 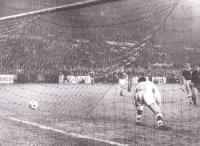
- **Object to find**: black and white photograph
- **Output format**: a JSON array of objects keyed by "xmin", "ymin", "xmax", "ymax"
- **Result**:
[{"xmin": 0, "ymin": 0, "xmax": 200, "ymax": 145}]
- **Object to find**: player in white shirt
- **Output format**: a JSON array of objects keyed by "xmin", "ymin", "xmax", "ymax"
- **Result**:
[
  {"xmin": 118, "ymin": 67, "xmax": 127, "ymax": 96},
  {"xmin": 134, "ymin": 76, "xmax": 165, "ymax": 129}
]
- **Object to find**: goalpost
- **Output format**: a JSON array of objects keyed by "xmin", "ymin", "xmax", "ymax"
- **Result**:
[{"xmin": 0, "ymin": 0, "xmax": 121, "ymax": 22}]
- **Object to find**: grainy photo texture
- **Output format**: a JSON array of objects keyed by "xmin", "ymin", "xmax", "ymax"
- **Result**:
[{"xmin": 0, "ymin": 0, "xmax": 200, "ymax": 146}]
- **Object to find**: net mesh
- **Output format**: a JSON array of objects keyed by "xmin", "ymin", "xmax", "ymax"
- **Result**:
[{"xmin": 0, "ymin": 0, "xmax": 200, "ymax": 146}]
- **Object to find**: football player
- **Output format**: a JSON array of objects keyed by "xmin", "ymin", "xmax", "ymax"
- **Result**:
[
  {"xmin": 118, "ymin": 67, "xmax": 127, "ymax": 96},
  {"xmin": 126, "ymin": 67, "xmax": 134, "ymax": 92},
  {"xmin": 191, "ymin": 64, "xmax": 200, "ymax": 105},
  {"xmin": 181, "ymin": 63, "xmax": 193, "ymax": 103},
  {"xmin": 134, "ymin": 76, "xmax": 165, "ymax": 129}
]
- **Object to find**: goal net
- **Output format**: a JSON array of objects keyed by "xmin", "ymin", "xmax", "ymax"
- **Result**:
[{"xmin": 0, "ymin": 0, "xmax": 200, "ymax": 146}]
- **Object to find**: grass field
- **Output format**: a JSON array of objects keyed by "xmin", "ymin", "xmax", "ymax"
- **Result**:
[{"xmin": 0, "ymin": 83, "xmax": 200, "ymax": 146}]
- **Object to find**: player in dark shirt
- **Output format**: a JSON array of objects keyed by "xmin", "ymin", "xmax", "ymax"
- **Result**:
[
  {"xmin": 191, "ymin": 64, "xmax": 200, "ymax": 105},
  {"xmin": 118, "ymin": 67, "xmax": 127, "ymax": 79},
  {"xmin": 191, "ymin": 66, "xmax": 200, "ymax": 87},
  {"xmin": 182, "ymin": 69, "xmax": 192, "ymax": 80},
  {"xmin": 181, "ymin": 63, "xmax": 193, "ymax": 103}
]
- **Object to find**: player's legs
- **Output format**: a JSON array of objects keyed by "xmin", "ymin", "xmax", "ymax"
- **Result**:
[
  {"xmin": 185, "ymin": 80, "xmax": 193, "ymax": 103},
  {"xmin": 147, "ymin": 103, "xmax": 164, "ymax": 127},
  {"xmin": 128, "ymin": 77, "xmax": 132, "ymax": 92},
  {"xmin": 135, "ymin": 105, "xmax": 144, "ymax": 124},
  {"xmin": 191, "ymin": 85, "xmax": 199, "ymax": 105},
  {"xmin": 143, "ymin": 92, "xmax": 164, "ymax": 127},
  {"xmin": 120, "ymin": 85, "xmax": 125, "ymax": 96},
  {"xmin": 119, "ymin": 79, "xmax": 126, "ymax": 96},
  {"xmin": 134, "ymin": 92, "xmax": 144, "ymax": 124}
]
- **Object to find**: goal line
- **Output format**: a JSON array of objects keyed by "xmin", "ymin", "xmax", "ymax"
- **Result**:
[{"xmin": 9, "ymin": 117, "xmax": 128, "ymax": 146}]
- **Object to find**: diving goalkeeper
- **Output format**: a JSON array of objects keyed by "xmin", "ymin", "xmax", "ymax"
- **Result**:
[{"xmin": 134, "ymin": 76, "xmax": 166, "ymax": 129}]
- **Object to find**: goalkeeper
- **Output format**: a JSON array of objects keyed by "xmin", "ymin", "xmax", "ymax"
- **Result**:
[{"xmin": 134, "ymin": 76, "xmax": 165, "ymax": 129}]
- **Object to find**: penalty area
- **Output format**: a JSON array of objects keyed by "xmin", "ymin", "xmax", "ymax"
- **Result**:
[{"xmin": 9, "ymin": 117, "xmax": 128, "ymax": 146}]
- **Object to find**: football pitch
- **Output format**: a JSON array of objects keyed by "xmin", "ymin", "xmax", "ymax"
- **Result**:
[{"xmin": 0, "ymin": 83, "xmax": 200, "ymax": 146}]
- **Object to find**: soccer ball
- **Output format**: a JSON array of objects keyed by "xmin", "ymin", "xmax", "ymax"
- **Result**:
[{"xmin": 29, "ymin": 100, "xmax": 39, "ymax": 110}]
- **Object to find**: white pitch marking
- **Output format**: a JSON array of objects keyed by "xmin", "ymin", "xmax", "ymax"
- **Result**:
[{"xmin": 9, "ymin": 117, "xmax": 128, "ymax": 146}]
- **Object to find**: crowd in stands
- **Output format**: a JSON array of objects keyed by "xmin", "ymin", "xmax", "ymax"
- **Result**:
[
  {"xmin": 0, "ymin": 37, "xmax": 191, "ymax": 84},
  {"xmin": 60, "ymin": 66, "xmax": 181, "ymax": 84}
]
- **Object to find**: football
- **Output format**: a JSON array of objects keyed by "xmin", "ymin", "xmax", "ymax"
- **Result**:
[{"xmin": 29, "ymin": 100, "xmax": 39, "ymax": 110}]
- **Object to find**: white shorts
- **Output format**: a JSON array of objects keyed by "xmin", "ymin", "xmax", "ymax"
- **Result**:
[
  {"xmin": 184, "ymin": 80, "xmax": 191, "ymax": 87},
  {"xmin": 135, "ymin": 90, "xmax": 157, "ymax": 106},
  {"xmin": 183, "ymin": 80, "xmax": 192, "ymax": 96},
  {"xmin": 119, "ymin": 79, "xmax": 126, "ymax": 86}
]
